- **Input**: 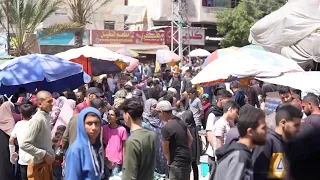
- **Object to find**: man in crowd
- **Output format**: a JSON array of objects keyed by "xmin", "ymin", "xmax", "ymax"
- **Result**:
[
  {"xmin": 252, "ymin": 104, "xmax": 303, "ymax": 180},
  {"xmin": 157, "ymin": 100, "xmax": 193, "ymax": 180},
  {"xmin": 201, "ymin": 93, "xmax": 211, "ymax": 129},
  {"xmin": 75, "ymin": 90, "xmax": 85, "ymax": 105},
  {"xmin": 205, "ymin": 89, "xmax": 233, "ymax": 180},
  {"xmin": 230, "ymin": 81, "xmax": 246, "ymax": 107},
  {"xmin": 214, "ymin": 104, "xmax": 267, "ymax": 180},
  {"xmin": 63, "ymin": 98, "xmax": 106, "ymax": 150},
  {"xmin": 302, "ymin": 93, "xmax": 320, "ymax": 129},
  {"xmin": 122, "ymin": 98, "xmax": 156, "ymax": 179},
  {"xmin": 73, "ymin": 87, "xmax": 103, "ymax": 114},
  {"xmin": 278, "ymin": 86, "xmax": 301, "ymax": 106},
  {"xmin": 187, "ymin": 87, "xmax": 204, "ymax": 130},
  {"xmin": 20, "ymin": 91, "xmax": 55, "ymax": 179},
  {"xmin": 213, "ymin": 101, "xmax": 239, "ymax": 151}
]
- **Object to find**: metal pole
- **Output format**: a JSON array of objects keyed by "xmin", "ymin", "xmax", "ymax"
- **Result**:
[{"xmin": 6, "ymin": 0, "xmax": 10, "ymax": 55}]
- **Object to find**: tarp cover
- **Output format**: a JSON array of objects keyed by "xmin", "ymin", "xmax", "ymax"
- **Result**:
[{"xmin": 249, "ymin": 0, "xmax": 320, "ymax": 69}]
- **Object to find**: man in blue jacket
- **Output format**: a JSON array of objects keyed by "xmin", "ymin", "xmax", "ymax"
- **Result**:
[{"xmin": 65, "ymin": 107, "xmax": 105, "ymax": 180}]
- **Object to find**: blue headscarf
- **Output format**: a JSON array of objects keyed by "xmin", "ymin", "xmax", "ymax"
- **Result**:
[{"xmin": 65, "ymin": 107, "xmax": 104, "ymax": 180}]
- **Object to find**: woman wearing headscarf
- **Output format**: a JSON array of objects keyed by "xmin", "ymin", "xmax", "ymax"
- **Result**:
[
  {"xmin": 65, "ymin": 107, "xmax": 104, "ymax": 180},
  {"xmin": 142, "ymin": 99, "xmax": 167, "ymax": 175},
  {"xmin": 0, "ymin": 102, "xmax": 15, "ymax": 179},
  {"xmin": 181, "ymin": 110, "xmax": 200, "ymax": 180},
  {"xmin": 51, "ymin": 96, "xmax": 68, "ymax": 128},
  {"xmin": 51, "ymin": 99, "xmax": 76, "ymax": 138}
]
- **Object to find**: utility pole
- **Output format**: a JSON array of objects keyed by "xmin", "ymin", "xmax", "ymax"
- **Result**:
[
  {"xmin": 6, "ymin": 0, "xmax": 10, "ymax": 55},
  {"xmin": 171, "ymin": 0, "xmax": 190, "ymax": 65}
]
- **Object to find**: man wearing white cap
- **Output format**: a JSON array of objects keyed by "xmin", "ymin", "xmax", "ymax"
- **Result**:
[{"xmin": 157, "ymin": 101, "xmax": 193, "ymax": 180}]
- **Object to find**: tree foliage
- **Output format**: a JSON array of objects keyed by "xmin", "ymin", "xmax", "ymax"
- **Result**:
[
  {"xmin": 216, "ymin": 0, "xmax": 285, "ymax": 48},
  {"xmin": 67, "ymin": 0, "xmax": 111, "ymax": 46},
  {"xmin": 0, "ymin": 0, "xmax": 82, "ymax": 56}
]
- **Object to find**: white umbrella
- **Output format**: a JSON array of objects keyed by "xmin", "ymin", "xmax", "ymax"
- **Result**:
[
  {"xmin": 257, "ymin": 71, "xmax": 320, "ymax": 96},
  {"xmin": 189, "ymin": 49, "xmax": 210, "ymax": 57},
  {"xmin": 156, "ymin": 50, "xmax": 181, "ymax": 64},
  {"xmin": 55, "ymin": 45, "xmax": 127, "ymax": 62},
  {"xmin": 191, "ymin": 48, "xmax": 304, "ymax": 84}
]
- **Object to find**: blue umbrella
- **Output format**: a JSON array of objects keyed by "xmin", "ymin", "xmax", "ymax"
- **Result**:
[{"xmin": 0, "ymin": 54, "xmax": 91, "ymax": 95}]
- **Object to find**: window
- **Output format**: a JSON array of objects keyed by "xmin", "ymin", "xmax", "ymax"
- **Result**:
[
  {"xmin": 202, "ymin": 0, "xmax": 230, "ymax": 7},
  {"xmin": 104, "ymin": 21, "xmax": 115, "ymax": 30}
]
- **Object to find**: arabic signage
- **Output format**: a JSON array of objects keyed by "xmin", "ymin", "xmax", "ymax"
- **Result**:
[
  {"xmin": 264, "ymin": 92, "xmax": 282, "ymax": 115},
  {"xmin": 0, "ymin": 34, "xmax": 8, "ymax": 56},
  {"xmin": 37, "ymin": 31, "xmax": 90, "ymax": 45},
  {"xmin": 91, "ymin": 30, "xmax": 165, "ymax": 45},
  {"xmin": 165, "ymin": 27, "xmax": 205, "ymax": 46}
]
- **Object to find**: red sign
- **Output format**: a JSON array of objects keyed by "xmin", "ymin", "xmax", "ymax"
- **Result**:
[
  {"xmin": 165, "ymin": 27, "xmax": 205, "ymax": 46},
  {"xmin": 91, "ymin": 30, "xmax": 165, "ymax": 45}
]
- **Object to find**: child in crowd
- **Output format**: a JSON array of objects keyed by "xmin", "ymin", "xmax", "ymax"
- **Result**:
[
  {"xmin": 52, "ymin": 125, "xmax": 66, "ymax": 180},
  {"xmin": 9, "ymin": 104, "xmax": 34, "ymax": 180},
  {"xmin": 103, "ymin": 108, "xmax": 128, "ymax": 175}
]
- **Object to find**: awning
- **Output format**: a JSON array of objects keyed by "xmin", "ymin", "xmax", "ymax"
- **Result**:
[{"xmin": 94, "ymin": 44, "xmax": 169, "ymax": 54}]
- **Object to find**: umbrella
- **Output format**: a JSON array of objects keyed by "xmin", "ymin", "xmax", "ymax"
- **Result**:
[
  {"xmin": 189, "ymin": 49, "xmax": 211, "ymax": 57},
  {"xmin": 191, "ymin": 48, "xmax": 304, "ymax": 85},
  {"xmin": 116, "ymin": 48, "xmax": 139, "ymax": 57},
  {"xmin": 55, "ymin": 46, "xmax": 132, "ymax": 76},
  {"xmin": 156, "ymin": 50, "xmax": 181, "ymax": 64},
  {"xmin": 0, "ymin": 54, "xmax": 91, "ymax": 95},
  {"xmin": 202, "ymin": 47, "xmax": 238, "ymax": 68},
  {"xmin": 125, "ymin": 56, "xmax": 139, "ymax": 72}
]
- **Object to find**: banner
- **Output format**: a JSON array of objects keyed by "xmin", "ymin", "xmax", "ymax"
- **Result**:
[
  {"xmin": 91, "ymin": 30, "xmax": 165, "ymax": 45},
  {"xmin": 165, "ymin": 27, "xmax": 205, "ymax": 46},
  {"xmin": 264, "ymin": 92, "xmax": 281, "ymax": 115},
  {"xmin": 0, "ymin": 34, "xmax": 8, "ymax": 56},
  {"xmin": 38, "ymin": 31, "xmax": 90, "ymax": 45}
]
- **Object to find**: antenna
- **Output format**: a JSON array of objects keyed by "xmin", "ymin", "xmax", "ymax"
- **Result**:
[{"xmin": 171, "ymin": 0, "xmax": 190, "ymax": 64}]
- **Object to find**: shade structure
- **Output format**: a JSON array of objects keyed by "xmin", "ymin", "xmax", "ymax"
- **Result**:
[
  {"xmin": 0, "ymin": 54, "xmax": 91, "ymax": 95},
  {"xmin": 116, "ymin": 48, "xmax": 139, "ymax": 57},
  {"xmin": 189, "ymin": 49, "xmax": 210, "ymax": 57},
  {"xmin": 125, "ymin": 56, "xmax": 139, "ymax": 72},
  {"xmin": 192, "ymin": 48, "xmax": 304, "ymax": 85},
  {"xmin": 156, "ymin": 50, "xmax": 181, "ymax": 64},
  {"xmin": 202, "ymin": 47, "xmax": 238, "ymax": 68},
  {"xmin": 55, "ymin": 46, "xmax": 131, "ymax": 76}
]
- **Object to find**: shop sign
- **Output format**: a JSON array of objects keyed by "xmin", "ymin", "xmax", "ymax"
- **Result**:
[
  {"xmin": 91, "ymin": 30, "xmax": 165, "ymax": 45},
  {"xmin": 165, "ymin": 27, "xmax": 205, "ymax": 46}
]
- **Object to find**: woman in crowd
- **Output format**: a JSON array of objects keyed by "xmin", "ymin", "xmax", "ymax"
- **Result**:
[
  {"xmin": 142, "ymin": 99, "xmax": 167, "ymax": 174},
  {"xmin": 0, "ymin": 102, "xmax": 15, "ymax": 179}
]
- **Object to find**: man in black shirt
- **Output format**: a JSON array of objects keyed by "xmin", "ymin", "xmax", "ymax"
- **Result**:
[{"xmin": 157, "ymin": 100, "xmax": 193, "ymax": 180}]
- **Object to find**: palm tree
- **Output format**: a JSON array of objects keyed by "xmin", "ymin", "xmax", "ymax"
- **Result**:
[
  {"xmin": 0, "ymin": 0, "xmax": 82, "ymax": 56},
  {"xmin": 67, "ymin": 0, "xmax": 111, "ymax": 46}
]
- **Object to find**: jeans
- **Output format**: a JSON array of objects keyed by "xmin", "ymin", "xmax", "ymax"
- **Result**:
[
  {"xmin": 20, "ymin": 165, "xmax": 28, "ymax": 180},
  {"xmin": 111, "ymin": 164, "xmax": 122, "ymax": 175},
  {"xmin": 169, "ymin": 165, "xmax": 191, "ymax": 180},
  {"xmin": 53, "ymin": 165, "xmax": 62, "ymax": 180}
]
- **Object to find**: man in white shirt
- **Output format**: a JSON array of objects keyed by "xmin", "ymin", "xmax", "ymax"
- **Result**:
[
  {"xmin": 205, "ymin": 89, "xmax": 233, "ymax": 180},
  {"xmin": 9, "ymin": 104, "xmax": 34, "ymax": 180},
  {"xmin": 213, "ymin": 101, "xmax": 239, "ymax": 152}
]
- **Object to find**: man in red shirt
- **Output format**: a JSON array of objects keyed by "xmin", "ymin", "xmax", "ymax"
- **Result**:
[{"xmin": 73, "ymin": 87, "xmax": 103, "ymax": 114}]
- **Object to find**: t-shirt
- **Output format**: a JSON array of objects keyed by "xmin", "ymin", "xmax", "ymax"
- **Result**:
[
  {"xmin": 11, "ymin": 120, "xmax": 30, "ymax": 165},
  {"xmin": 122, "ymin": 128, "xmax": 156, "ymax": 180},
  {"xmin": 212, "ymin": 117, "xmax": 231, "ymax": 154},
  {"xmin": 205, "ymin": 113, "xmax": 221, "ymax": 157},
  {"xmin": 189, "ymin": 98, "xmax": 203, "ymax": 126},
  {"xmin": 161, "ymin": 117, "xmax": 191, "ymax": 166},
  {"xmin": 304, "ymin": 114, "xmax": 320, "ymax": 129},
  {"xmin": 73, "ymin": 101, "xmax": 88, "ymax": 115},
  {"xmin": 103, "ymin": 125, "xmax": 127, "ymax": 164}
]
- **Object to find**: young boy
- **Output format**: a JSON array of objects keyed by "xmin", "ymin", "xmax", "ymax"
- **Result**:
[
  {"xmin": 9, "ymin": 104, "xmax": 34, "ymax": 180},
  {"xmin": 103, "ymin": 108, "xmax": 127, "ymax": 175}
]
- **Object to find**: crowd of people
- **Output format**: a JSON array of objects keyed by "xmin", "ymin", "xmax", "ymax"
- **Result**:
[{"xmin": 0, "ymin": 62, "xmax": 319, "ymax": 180}]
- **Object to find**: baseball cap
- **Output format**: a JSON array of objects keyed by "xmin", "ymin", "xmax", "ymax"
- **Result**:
[
  {"xmin": 86, "ymin": 87, "xmax": 103, "ymax": 97},
  {"xmin": 202, "ymin": 93, "xmax": 210, "ymax": 99},
  {"xmin": 14, "ymin": 97, "xmax": 32, "ymax": 106},
  {"xmin": 156, "ymin": 100, "xmax": 176, "ymax": 112}
]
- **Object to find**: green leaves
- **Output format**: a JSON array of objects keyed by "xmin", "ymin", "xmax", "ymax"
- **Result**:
[{"xmin": 216, "ymin": 0, "xmax": 284, "ymax": 48}]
